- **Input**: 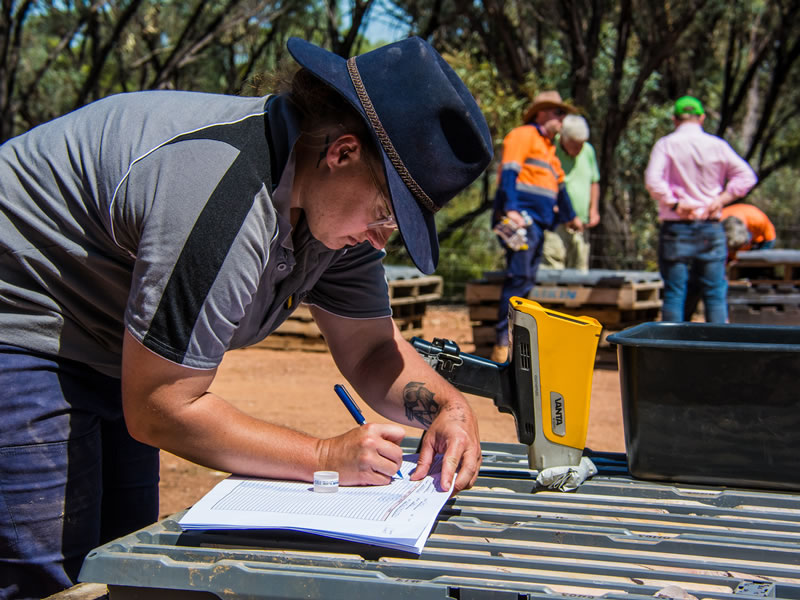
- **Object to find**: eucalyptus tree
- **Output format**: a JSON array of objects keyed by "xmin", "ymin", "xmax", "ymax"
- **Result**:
[
  {"xmin": 382, "ymin": 0, "xmax": 800, "ymax": 268},
  {"xmin": 0, "ymin": 0, "xmax": 381, "ymax": 142},
  {"xmin": 3, "ymin": 0, "xmax": 798, "ymax": 265}
]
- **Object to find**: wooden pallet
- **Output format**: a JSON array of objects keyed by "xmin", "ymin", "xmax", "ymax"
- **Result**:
[
  {"xmin": 466, "ymin": 274, "xmax": 662, "ymax": 339},
  {"xmin": 251, "ymin": 306, "xmax": 426, "ymax": 352},
  {"xmin": 251, "ymin": 332, "xmax": 329, "ymax": 352},
  {"xmin": 728, "ymin": 303, "xmax": 800, "ymax": 325},
  {"xmin": 728, "ymin": 251, "xmax": 800, "ymax": 283},
  {"xmin": 467, "ymin": 273, "xmax": 662, "ymax": 359},
  {"xmin": 466, "ymin": 279, "xmax": 662, "ymax": 310},
  {"xmin": 467, "ymin": 302, "xmax": 659, "ymax": 325},
  {"xmin": 727, "ymin": 268, "xmax": 800, "ymax": 284},
  {"xmin": 250, "ymin": 274, "xmax": 442, "ymax": 352},
  {"xmin": 726, "ymin": 280, "xmax": 800, "ymax": 325},
  {"xmin": 388, "ymin": 274, "xmax": 443, "ymax": 302},
  {"xmin": 470, "ymin": 312, "xmax": 659, "ymax": 341}
]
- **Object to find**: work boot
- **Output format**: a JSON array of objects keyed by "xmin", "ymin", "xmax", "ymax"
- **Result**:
[{"xmin": 491, "ymin": 344, "xmax": 508, "ymax": 363}]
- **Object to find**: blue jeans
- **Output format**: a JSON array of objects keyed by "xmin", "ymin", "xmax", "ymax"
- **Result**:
[
  {"xmin": 658, "ymin": 221, "xmax": 728, "ymax": 323},
  {"xmin": 495, "ymin": 221, "xmax": 546, "ymax": 346},
  {"xmin": 0, "ymin": 344, "xmax": 160, "ymax": 600}
]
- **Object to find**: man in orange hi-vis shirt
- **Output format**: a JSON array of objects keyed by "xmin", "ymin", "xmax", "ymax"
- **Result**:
[
  {"xmin": 721, "ymin": 203, "xmax": 776, "ymax": 260},
  {"xmin": 490, "ymin": 91, "xmax": 583, "ymax": 362}
]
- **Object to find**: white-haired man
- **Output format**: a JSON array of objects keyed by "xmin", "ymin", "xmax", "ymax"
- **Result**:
[{"xmin": 541, "ymin": 114, "xmax": 601, "ymax": 271}]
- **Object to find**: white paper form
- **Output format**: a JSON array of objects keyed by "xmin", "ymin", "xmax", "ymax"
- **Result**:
[{"xmin": 178, "ymin": 455, "xmax": 453, "ymax": 554}]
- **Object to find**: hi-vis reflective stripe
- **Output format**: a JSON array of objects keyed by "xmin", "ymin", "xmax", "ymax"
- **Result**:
[
  {"xmin": 516, "ymin": 182, "xmax": 557, "ymax": 199},
  {"xmin": 524, "ymin": 157, "xmax": 559, "ymax": 178}
]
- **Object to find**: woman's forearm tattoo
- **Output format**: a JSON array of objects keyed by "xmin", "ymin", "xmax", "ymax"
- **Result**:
[{"xmin": 403, "ymin": 381, "xmax": 440, "ymax": 428}]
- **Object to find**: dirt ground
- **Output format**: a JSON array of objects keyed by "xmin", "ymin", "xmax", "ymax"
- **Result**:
[{"xmin": 158, "ymin": 305, "xmax": 626, "ymax": 519}]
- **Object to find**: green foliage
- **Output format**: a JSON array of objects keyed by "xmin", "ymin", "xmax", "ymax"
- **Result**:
[
  {"xmin": 442, "ymin": 49, "xmax": 526, "ymax": 159},
  {"xmin": 3, "ymin": 0, "xmax": 799, "ymax": 285},
  {"xmin": 426, "ymin": 49, "xmax": 509, "ymax": 292},
  {"xmin": 434, "ymin": 181, "xmax": 505, "ymax": 299}
]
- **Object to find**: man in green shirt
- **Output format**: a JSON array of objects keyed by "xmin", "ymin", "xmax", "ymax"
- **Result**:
[{"xmin": 541, "ymin": 114, "xmax": 601, "ymax": 270}]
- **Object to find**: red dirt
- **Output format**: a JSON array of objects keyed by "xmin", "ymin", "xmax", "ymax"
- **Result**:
[{"xmin": 158, "ymin": 305, "xmax": 625, "ymax": 518}]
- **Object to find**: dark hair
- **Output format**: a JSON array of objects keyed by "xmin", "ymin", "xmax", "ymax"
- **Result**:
[{"xmin": 288, "ymin": 68, "xmax": 380, "ymax": 162}]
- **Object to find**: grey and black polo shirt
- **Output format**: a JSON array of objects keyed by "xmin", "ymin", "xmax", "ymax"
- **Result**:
[{"xmin": 0, "ymin": 91, "xmax": 390, "ymax": 378}]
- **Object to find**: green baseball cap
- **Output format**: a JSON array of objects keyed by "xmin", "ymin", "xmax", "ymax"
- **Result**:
[{"xmin": 674, "ymin": 95, "xmax": 704, "ymax": 116}]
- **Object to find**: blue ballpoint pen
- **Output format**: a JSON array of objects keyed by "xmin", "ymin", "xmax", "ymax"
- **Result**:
[{"xmin": 334, "ymin": 383, "xmax": 403, "ymax": 478}]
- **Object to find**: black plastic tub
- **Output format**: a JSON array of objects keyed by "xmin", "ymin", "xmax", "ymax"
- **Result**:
[{"xmin": 606, "ymin": 322, "xmax": 800, "ymax": 491}]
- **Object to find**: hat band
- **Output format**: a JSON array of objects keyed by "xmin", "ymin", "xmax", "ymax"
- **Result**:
[{"xmin": 346, "ymin": 56, "xmax": 439, "ymax": 214}]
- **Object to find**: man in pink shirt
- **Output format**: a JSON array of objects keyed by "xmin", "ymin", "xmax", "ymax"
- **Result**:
[{"xmin": 644, "ymin": 95, "xmax": 757, "ymax": 322}]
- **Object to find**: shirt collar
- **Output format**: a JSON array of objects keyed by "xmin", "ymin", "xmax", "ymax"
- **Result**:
[
  {"xmin": 265, "ymin": 93, "xmax": 302, "ymax": 188},
  {"xmin": 264, "ymin": 93, "xmax": 348, "ymax": 260},
  {"xmin": 675, "ymin": 121, "xmax": 704, "ymax": 133},
  {"xmin": 265, "ymin": 93, "xmax": 303, "ymax": 250},
  {"xmin": 531, "ymin": 122, "xmax": 554, "ymax": 143}
]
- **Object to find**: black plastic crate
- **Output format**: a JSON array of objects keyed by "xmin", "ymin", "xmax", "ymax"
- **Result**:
[{"xmin": 607, "ymin": 322, "xmax": 800, "ymax": 491}]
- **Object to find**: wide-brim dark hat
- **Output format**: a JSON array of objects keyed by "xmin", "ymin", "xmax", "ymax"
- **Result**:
[{"xmin": 287, "ymin": 37, "xmax": 493, "ymax": 274}]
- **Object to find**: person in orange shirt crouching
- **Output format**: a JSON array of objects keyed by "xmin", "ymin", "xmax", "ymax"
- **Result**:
[{"xmin": 721, "ymin": 203, "xmax": 776, "ymax": 261}]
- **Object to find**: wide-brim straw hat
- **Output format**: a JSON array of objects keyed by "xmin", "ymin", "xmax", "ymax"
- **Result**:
[
  {"xmin": 287, "ymin": 37, "xmax": 493, "ymax": 275},
  {"xmin": 523, "ymin": 91, "xmax": 578, "ymax": 123}
]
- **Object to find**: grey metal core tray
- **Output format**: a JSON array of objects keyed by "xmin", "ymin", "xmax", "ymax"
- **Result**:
[{"xmin": 79, "ymin": 440, "xmax": 800, "ymax": 600}]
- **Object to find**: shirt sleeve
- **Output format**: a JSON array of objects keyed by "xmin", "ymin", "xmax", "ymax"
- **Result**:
[
  {"xmin": 305, "ymin": 242, "xmax": 391, "ymax": 319},
  {"xmin": 122, "ymin": 138, "xmax": 274, "ymax": 370},
  {"xmin": 556, "ymin": 186, "xmax": 577, "ymax": 223},
  {"xmin": 497, "ymin": 127, "xmax": 535, "ymax": 214},
  {"xmin": 588, "ymin": 143, "xmax": 601, "ymax": 183},
  {"xmin": 644, "ymin": 138, "xmax": 677, "ymax": 206},
  {"xmin": 722, "ymin": 143, "xmax": 758, "ymax": 199}
]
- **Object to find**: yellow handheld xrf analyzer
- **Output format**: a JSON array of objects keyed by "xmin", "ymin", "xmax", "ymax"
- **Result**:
[{"xmin": 412, "ymin": 297, "xmax": 602, "ymax": 470}]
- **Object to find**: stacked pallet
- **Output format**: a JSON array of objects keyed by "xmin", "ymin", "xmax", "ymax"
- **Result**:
[
  {"xmin": 729, "ymin": 249, "xmax": 800, "ymax": 282},
  {"xmin": 252, "ymin": 265, "xmax": 444, "ymax": 351},
  {"xmin": 727, "ymin": 249, "xmax": 800, "ymax": 325},
  {"xmin": 467, "ymin": 269, "xmax": 663, "ymax": 359}
]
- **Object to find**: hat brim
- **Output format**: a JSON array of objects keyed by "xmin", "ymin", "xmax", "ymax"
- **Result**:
[
  {"xmin": 523, "ymin": 101, "xmax": 578, "ymax": 123},
  {"xmin": 287, "ymin": 37, "xmax": 438, "ymax": 274}
]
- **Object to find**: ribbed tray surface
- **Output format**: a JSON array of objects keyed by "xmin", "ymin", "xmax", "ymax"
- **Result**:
[{"xmin": 79, "ymin": 441, "xmax": 800, "ymax": 600}]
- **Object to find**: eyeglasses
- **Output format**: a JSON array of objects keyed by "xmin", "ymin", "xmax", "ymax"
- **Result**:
[
  {"xmin": 365, "ymin": 160, "xmax": 397, "ymax": 231},
  {"xmin": 367, "ymin": 192, "xmax": 397, "ymax": 230},
  {"xmin": 367, "ymin": 215, "xmax": 397, "ymax": 230},
  {"xmin": 553, "ymin": 108, "xmax": 567, "ymax": 117}
]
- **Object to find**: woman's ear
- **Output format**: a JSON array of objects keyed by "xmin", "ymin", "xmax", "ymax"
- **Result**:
[{"xmin": 327, "ymin": 134, "xmax": 362, "ymax": 170}]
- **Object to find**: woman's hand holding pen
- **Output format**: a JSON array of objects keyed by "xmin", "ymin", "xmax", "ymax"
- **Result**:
[{"xmin": 314, "ymin": 424, "xmax": 406, "ymax": 486}]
